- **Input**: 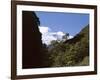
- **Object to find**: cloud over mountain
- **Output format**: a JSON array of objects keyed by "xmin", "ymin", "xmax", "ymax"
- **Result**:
[{"xmin": 39, "ymin": 26, "xmax": 73, "ymax": 45}]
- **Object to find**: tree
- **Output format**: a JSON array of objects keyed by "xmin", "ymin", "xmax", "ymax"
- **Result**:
[{"xmin": 47, "ymin": 25, "xmax": 89, "ymax": 67}]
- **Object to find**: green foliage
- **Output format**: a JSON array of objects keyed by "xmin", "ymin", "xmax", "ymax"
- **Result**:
[
  {"xmin": 76, "ymin": 56, "xmax": 89, "ymax": 66},
  {"xmin": 42, "ymin": 24, "xmax": 89, "ymax": 67}
]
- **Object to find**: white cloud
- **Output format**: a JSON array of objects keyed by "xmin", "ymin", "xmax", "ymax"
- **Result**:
[
  {"xmin": 39, "ymin": 26, "xmax": 50, "ymax": 34},
  {"xmin": 39, "ymin": 26, "xmax": 73, "ymax": 45},
  {"xmin": 39, "ymin": 26, "xmax": 56, "ymax": 45},
  {"xmin": 68, "ymin": 35, "xmax": 73, "ymax": 39},
  {"xmin": 56, "ymin": 31, "xmax": 65, "ymax": 36}
]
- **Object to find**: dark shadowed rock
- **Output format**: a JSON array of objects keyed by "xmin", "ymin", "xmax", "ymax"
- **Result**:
[{"xmin": 22, "ymin": 11, "xmax": 44, "ymax": 68}]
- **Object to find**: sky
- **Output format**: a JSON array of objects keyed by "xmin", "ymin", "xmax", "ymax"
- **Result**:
[{"xmin": 35, "ymin": 11, "xmax": 89, "ymax": 45}]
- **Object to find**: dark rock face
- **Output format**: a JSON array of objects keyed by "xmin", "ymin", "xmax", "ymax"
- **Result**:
[{"xmin": 22, "ymin": 11, "xmax": 43, "ymax": 68}]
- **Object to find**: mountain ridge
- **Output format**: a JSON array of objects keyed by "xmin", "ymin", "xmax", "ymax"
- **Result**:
[{"xmin": 47, "ymin": 24, "xmax": 89, "ymax": 67}]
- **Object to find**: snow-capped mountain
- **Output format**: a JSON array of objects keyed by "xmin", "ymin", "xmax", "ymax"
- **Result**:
[{"xmin": 39, "ymin": 26, "xmax": 73, "ymax": 45}]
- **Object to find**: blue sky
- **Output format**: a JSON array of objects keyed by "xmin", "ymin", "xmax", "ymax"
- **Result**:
[
  {"xmin": 35, "ymin": 11, "xmax": 89, "ymax": 45},
  {"xmin": 35, "ymin": 11, "xmax": 89, "ymax": 36}
]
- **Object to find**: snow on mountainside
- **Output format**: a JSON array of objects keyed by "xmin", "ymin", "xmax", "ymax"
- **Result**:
[{"xmin": 39, "ymin": 26, "xmax": 73, "ymax": 45}]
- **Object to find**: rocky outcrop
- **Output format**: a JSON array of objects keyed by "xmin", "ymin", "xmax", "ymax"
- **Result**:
[{"xmin": 22, "ymin": 11, "xmax": 43, "ymax": 68}]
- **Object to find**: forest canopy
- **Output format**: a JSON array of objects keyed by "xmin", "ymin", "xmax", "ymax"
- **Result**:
[{"xmin": 42, "ymin": 24, "xmax": 89, "ymax": 67}]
